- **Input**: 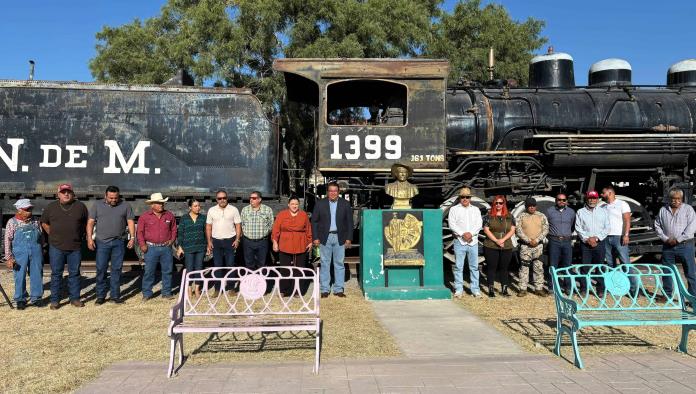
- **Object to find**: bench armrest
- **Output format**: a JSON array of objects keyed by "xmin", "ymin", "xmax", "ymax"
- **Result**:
[
  {"xmin": 554, "ymin": 294, "xmax": 578, "ymax": 320},
  {"xmin": 169, "ymin": 297, "xmax": 184, "ymax": 336}
]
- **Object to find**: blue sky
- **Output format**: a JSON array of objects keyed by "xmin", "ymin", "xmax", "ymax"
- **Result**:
[{"xmin": 1, "ymin": 1, "xmax": 694, "ymax": 85}]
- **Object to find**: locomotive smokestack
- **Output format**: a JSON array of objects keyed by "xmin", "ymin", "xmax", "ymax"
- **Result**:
[
  {"xmin": 28, "ymin": 60, "xmax": 35, "ymax": 81},
  {"xmin": 488, "ymin": 47, "xmax": 495, "ymax": 81}
]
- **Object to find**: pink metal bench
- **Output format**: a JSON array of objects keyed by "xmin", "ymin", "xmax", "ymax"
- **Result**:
[{"xmin": 167, "ymin": 266, "xmax": 322, "ymax": 377}]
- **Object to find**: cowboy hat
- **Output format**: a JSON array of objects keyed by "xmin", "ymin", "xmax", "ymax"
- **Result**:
[
  {"xmin": 146, "ymin": 192, "xmax": 169, "ymax": 204},
  {"xmin": 390, "ymin": 163, "xmax": 413, "ymax": 178}
]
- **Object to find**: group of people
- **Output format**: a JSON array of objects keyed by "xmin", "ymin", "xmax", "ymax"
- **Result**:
[
  {"xmin": 448, "ymin": 185, "xmax": 696, "ymax": 299},
  {"xmin": 4, "ymin": 181, "xmax": 354, "ymax": 310}
]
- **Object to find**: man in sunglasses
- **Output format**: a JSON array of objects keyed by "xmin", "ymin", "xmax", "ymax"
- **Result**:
[
  {"xmin": 447, "ymin": 187, "xmax": 483, "ymax": 298},
  {"xmin": 240, "ymin": 191, "xmax": 274, "ymax": 270},
  {"xmin": 41, "ymin": 183, "xmax": 89, "ymax": 309},
  {"xmin": 545, "ymin": 193, "xmax": 575, "ymax": 292},
  {"xmin": 206, "ymin": 190, "xmax": 242, "ymax": 295}
]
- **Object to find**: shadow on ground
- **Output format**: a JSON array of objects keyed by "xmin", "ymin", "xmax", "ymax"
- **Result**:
[{"xmin": 501, "ymin": 317, "xmax": 654, "ymax": 351}]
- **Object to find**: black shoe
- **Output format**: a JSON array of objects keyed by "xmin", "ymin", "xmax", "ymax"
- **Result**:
[
  {"xmin": 501, "ymin": 286, "xmax": 512, "ymax": 297},
  {"xmin": 95, "ymin": 298, "xmax": 106, "ymax": 305},
  {"xmin": 49, "ymin": 302, "xmax": 60, "ymax": 310},
  {"xmin": 111, "ymin": 298, "xmax": 124, "ymax": 304},
  {"xmin": 488, "ymin": 290, "xmax": 496, "ymax": 298},
  {"xmin": 142, "ymin": 295, "xmax": 152, "ymax": 302},
  {"xmin": 30, "ymin": 300, "xmax": 44, "ymax": 307},
  {"xmin": 321, "ymin": 292, "xmax": 329, "ymax": 298},
  {"xmin": 16, "ymin": 301, "xmax": 26, "ymax": 310},
  {"xmin": 334, "ymin": 292, "xmax": 346, "ymax": 298},
  {"xmin": 162, "ymin": 294, "xmax": 175, "ymax": 300}
]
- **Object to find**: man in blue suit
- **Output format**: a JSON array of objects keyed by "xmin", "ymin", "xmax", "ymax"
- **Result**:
[{"xmin": 311, "ymin": 181, "xmax": 353, "ymax": 298}]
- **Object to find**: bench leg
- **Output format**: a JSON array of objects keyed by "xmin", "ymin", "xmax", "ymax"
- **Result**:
[
  {"xmin": 168, "ymin": 336, "xmax": 177, "ymax": 378},
  {"xmin": 554, "ymin": 327, "xmax": 564, "ymax": 356},
  {"xmin": 570, "ymin": 330, "xmax": 584, "ymax": 369},
  {"xmin": 314, "ymin": 321, "xmax": 322, "ymax": 374},
  {"xmin": 679, "ymin": 324, "xmax": 695, "ymax": 353},
  {"xmin": 178, "ymin": 333, "xmax": 184, "ymax": 365}
]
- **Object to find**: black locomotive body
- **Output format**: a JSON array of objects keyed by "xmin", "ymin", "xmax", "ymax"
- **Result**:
[
  {"xmin": 275, "ymin": 55, "xmax": 696, "ymax": 257},
  {"xmin": 0, "ymin": 80, "xmax": 280, "ymax": 218}
]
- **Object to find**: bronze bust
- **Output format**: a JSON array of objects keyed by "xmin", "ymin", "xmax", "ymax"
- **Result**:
[{"xmin": 385, "ymin": 163, "xmax": 418, "ymax": 209}]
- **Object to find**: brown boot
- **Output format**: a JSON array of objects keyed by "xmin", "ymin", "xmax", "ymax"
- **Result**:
[{"xmin": 70, "ymin": 300, "xmax": 85, "ymax": 308}]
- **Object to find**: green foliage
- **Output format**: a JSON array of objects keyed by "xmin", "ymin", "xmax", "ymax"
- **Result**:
[{"xmin": 428, "ymin": 0, "xmax": 546, "ymax": 85}]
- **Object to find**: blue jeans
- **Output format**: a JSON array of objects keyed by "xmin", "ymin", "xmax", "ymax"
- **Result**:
[
  {"xmin": 604, "ymin": 235, "xmax": 638, "ymax": 292},
  {"xmin": 49, "ymin": 245, "xmax": 82, "ymax": 303},
  {"xmin": 453, "ymin": 242, "xmax": 479, "ymax": 293},
  {"xmin": 662, "ymin": 241, "xmax": 696, "ymax": 297},
  {"xmin": 547, "ymin": 238, "xmax": 572, "ymax": 290},
  {"xmin": 12, "ymin": 226, "xmax": 43, "ymax": 303},
  {"xmin": 95, "ymin": 239, "xmax": 125, "ymax": 299},
  {"xmin": 142, "ymin": 245, "xmax": 173, "ymax": 297},
  {"xmin": 578, "ymin": 240, "xmax": 606, "ymax": 291},
  {"xmin": 184, "ymin": 251, "xmax": 205, "ymax": 272},
  {"xmin": 319, "ymin": 233, "xmax": 345, "ymax": 294},
  {"xmin": 242, "ymin": 237, "xmax": 268, "ymax": 270},
  {"xmin": 212, "ymin": 237, "xmax": 236, "ymax": 290}
]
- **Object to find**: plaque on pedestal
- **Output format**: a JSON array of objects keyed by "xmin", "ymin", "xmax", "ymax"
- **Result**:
[{"xmin": 360, "ymin": 209, "xmax": 450, "ymax": 300}]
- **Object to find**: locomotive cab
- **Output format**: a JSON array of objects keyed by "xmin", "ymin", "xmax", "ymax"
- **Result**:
[{"xmin": 273, "ymin": 59, "xmax": 450, "ymax": 176}]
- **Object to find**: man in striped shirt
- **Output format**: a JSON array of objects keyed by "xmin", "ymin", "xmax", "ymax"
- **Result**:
[
  {"xmin": 655, "ymin": 187, "xmax": 696, "ymax": 299},
  {"xmin": 240, "ymin": 191, "xmax": 274, "ymax": 270}
]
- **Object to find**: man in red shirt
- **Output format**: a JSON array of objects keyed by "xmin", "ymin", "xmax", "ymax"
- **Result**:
[{"xmin": 137, "ymin": 193, "xmax": 177, "ymax": 300}]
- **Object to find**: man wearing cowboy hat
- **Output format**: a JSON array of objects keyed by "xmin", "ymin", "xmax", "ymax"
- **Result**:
[
  {"xmin": 4, "ymin": 199, "xmax": 44, "ymax": 309},
  {"xmin": 137, "ymin": 192, "xmax": 177, "ymax": 300},
  {"xmin": 41, "ymin": 183, "xmax": 89, "ymax": 309}
]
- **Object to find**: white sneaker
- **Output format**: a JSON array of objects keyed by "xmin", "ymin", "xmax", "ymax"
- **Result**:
[
  {"xmin": 454, "ymin": 291, "xmax": 463, "ymax": 299},
  {"xmin": 472, "ymin": 291, "xmax": 483, "ymax": 298}
]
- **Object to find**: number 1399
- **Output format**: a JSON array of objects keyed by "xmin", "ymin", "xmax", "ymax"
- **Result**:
[{"xmin": 329, "ymin": 134, "xmax": 402, "ymax": 160}]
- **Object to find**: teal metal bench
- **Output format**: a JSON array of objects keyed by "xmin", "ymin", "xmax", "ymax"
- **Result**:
[{"xmin": 551, "ymin": 263, "xmax": 696, "ymax": 368}]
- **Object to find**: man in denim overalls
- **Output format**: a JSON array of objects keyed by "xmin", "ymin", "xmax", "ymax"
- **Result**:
[{"xmin": 3, "ymin": 199, "xmax": 43, "ymax": 310}]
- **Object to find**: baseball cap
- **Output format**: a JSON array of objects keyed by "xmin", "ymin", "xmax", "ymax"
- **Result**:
[
  {"xmin": 58, "ymin": 183, "xmax": 73, "ymax": 192},
  {"xmin": 14, "ymin": 199, "xmax": 33, "ymax": 210},
  {"xmin": 586, "ymin": 190, "xmax": 599, "ymax": 199}
]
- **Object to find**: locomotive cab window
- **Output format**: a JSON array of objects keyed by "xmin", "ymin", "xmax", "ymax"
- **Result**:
[{"xmin": 326, "ymin": 80, "xmax": 407, "ymax": 126}]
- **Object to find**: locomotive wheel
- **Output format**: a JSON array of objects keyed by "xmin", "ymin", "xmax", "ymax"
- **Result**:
[{"xmin": 440, "ymin": 195, "xmax": 489, "ymax": 263}]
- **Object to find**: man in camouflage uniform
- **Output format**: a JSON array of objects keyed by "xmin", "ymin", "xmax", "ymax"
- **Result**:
[{"xmin": 516, "ymin": 198, "xmax": 549, "ymax": 297}]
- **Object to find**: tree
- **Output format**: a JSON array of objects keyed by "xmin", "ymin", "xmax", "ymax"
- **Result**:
[{"xmin": 428, "ymin": 0, "xmax": 546, "ymax": 85}]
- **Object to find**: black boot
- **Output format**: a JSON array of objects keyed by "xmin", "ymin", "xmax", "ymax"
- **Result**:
[
  {"xmin": 501, "ymin": 286, "xmax": 511, "ymax": 297},
  {"xmin": 488, "ymin": 288, "xmax": 496, "ymax": 298}
]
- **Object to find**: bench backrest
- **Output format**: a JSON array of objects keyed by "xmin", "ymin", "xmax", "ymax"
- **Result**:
[
  {"xmin": 551, "ymin": 263, "xmax": 686, "ymax": 311},
  {"xmin": 179, "ymin": 267, "xmax": 319, "ymax": 317}
]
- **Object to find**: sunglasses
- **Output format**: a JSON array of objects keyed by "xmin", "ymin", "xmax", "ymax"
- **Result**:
[
  {"xmin": 459, "ymin": 196, "xmax": 471, "ymax": 200},
  {"xmin": 557, "ymin": 198, "xmax": 567, "ymax": 202},
  {"xmin": 216, "ymin": 197, "xmax": 227, "ymax": 201},
  {"xmin": 494, "ymin": 202, "xmax": 504, "ymax": 205}
]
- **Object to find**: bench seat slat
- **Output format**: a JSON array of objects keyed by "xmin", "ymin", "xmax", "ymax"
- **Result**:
[{"xmin": 576, "ymin": 310, "xmax": 696, "ymax": 326}]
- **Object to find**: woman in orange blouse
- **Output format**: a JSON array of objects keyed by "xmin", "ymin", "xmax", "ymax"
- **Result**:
[{"xmin": 272, "ymin": 196, "xmax": 313, "ymax": 296}]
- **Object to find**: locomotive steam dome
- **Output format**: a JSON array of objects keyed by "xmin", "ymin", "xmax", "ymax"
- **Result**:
[
  {"xmin": 588, "ymin": 58, "xmax": 632, "ymax": 87},
  {"xmin": 529, "ymin": 52, "xmax": 575, "ymax": 89},
  {"xmin": 667, "ymin": 59, "xmax": 696, "ymax": 87}
]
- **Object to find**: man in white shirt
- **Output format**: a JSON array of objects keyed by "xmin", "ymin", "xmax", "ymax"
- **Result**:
[
  {"xmin": 447, "ymin": 187, "xmax": 483, "ymax": 298},
  {"xmin": 602, "ymin": 186, "xmax": 637, "ymax": 292},
  {"xmin": 206, "ymin": 190, "xmax": 242, "ymax": 294}
]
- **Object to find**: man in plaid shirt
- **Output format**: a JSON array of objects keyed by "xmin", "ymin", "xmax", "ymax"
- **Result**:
[{"xmin": 240, "ymin": 191, "xmax": 274, "ymax": 269}]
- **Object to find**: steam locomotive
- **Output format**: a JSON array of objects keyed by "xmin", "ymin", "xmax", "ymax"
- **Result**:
[{"xmin": 273, "ymin": 53, "xmax": 696, "ymax": 259}]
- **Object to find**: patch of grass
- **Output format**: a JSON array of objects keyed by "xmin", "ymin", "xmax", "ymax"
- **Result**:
[{"xmin": 0, "ymin": 271, "xmax": 399, "ymax": 394}]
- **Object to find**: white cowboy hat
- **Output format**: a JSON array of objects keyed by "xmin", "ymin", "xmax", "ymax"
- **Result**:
[{"xmin": 145, "ymin": 192, "xmax": 169, "ymax": 204}]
